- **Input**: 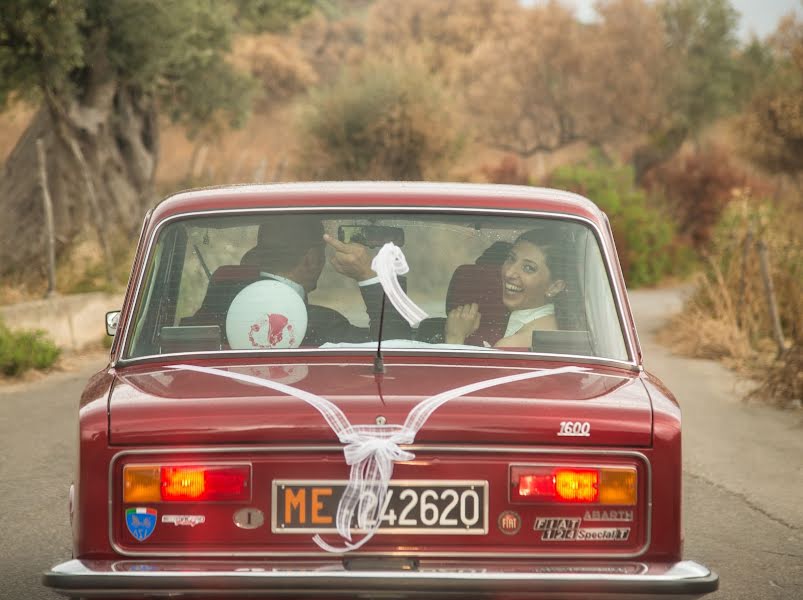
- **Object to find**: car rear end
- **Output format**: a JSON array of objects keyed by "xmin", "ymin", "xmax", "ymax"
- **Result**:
[
  {"xmin": 46, "ymin": 361, "xmax": 716, "ymax": 599},
  {"xmin": 48, "ymin": 445, "xmax": 715, "ymax": 598},
  {"xmin": 44, "ymin": 184, "xmax": 718, "ymax": 598}
]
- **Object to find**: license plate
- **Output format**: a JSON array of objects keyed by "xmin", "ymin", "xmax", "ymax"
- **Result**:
[{"xmin": 272, "ymin": 480, "xmax": 488, "ymax": 534}]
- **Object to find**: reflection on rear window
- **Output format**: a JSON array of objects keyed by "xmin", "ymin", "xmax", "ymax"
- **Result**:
[{"xmin": 125, "ymin": 212, "xmax": 628, "ymax": 362}]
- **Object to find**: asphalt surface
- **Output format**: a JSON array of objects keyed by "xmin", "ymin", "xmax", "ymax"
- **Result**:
[{"xmin": 0, "ymin": 287, "xmax": 801, "ymax": 599}]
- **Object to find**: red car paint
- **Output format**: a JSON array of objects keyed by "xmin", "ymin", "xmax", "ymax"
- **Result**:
[{"xmin": 46, "ymin": 183, "xmax": 717, "ymax": 599}]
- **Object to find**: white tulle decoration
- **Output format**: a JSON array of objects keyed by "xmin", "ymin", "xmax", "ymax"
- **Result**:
[
  {"xmin": 170, "ymin": 364, "xmax": 588, "ymax": 552},
  {"xmin": 371, "ymin": 242, "xmax": 428, "ymax": 327}
]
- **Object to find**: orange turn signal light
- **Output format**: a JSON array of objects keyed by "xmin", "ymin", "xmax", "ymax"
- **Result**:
[{"xmin": 123, "ymin": 466, "xmax": 161, "ymax": 503}]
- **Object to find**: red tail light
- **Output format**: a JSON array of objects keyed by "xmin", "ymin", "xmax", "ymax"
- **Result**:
[
  {"xmin": 511, "ymin": 465, "xmax": 636, "ymax": 505},
  {"xmin": 124, "ymin": 464, "xmax": 251, "ymax": 503}
]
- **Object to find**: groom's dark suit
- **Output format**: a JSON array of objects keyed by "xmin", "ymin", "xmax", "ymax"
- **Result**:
[{"xmin": 184, "ymin": 267, "xmax": 411, "ymax": 346}]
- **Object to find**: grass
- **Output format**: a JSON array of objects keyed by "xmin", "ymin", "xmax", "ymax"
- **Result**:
[
  {"xmin": 0, "ymin": 235, "xmax": 134, "ymax": 305},
  {"xmin": 0, "ymin": 320, "xmax": 61, "ymax": 376}
]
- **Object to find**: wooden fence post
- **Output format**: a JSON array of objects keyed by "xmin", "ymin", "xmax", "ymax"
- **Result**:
[
  {"xmin": 36, "ymin": 139, "xmax": 57, "ymax": 297},
  {"xmin": 738, "ymin": 220, "xmax": 753, "ymax": 329},
  {"xmin": 66, "ymin": 136, "xmax": 115, "ymax": 284},
  {"xmin": 756, "ymin": 237, "xmax": 786, "ymax": 356},
  {"xmin": 253, "ymin": 158, "xmax": 267, "ymax": 182}
]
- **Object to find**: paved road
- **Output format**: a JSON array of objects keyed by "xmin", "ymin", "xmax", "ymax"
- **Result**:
[
  {"xmin": 628, "ymin": 289, "xmax": 803, "ymax": 599},
  {"xmin": 0, "ymin": 288, "xmax": 801, "ymax": 599}
]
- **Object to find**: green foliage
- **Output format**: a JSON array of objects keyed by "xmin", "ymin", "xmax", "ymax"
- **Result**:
[
  {"xmin": 0, "ymin": 320, "xmax": 61, "ymax": 376},
  {"xmin": 549, "ymin": 158, "xmax": 686, "ymax": 287},
  {"xmin": 732, "ymin": 38, "xmax": 777, "ymax": 103},
  {"xmin": 231, "ymin": 0, "xmax": 316, "ymax": 33},
  {"xmin": 634, "ymin": 0, "xmax": 742, "ymax": 180},
  {"xmin": 298, "ymin": 60, "xmax": 462, "ymax": 180},
  {"xmin": 737, "ymin": 17, "xmax": 803, "ymax": 176},
  {"xmin": 661, "ymin": 0, "xmax": 741, "ymax": 133},
  {"xmin": 0, "ymin": 0, "xmax": 313, "ymax": 131},
  {"xmin": 0, "ymin": 0, "xmax": 86, "ymax": 105}
]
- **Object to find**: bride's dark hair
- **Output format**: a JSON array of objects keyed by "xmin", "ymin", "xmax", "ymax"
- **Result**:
[{"xmin": 513, "ymin": 227, "xmax": 586, "ymax": 331}]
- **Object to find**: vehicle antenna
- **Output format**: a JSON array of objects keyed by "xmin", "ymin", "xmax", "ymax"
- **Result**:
[{"xmin": 373, "ymin": 293, "xmax": 386, "ymax": 374}]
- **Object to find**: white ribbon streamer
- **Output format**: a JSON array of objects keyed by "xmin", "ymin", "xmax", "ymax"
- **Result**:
[
  {"xmin": 371, "ymin": 243, "xmax": 428, "ymax": 327},
  {"xmin": 170, "ymin": 363, "xmax": 587, "ymax": 552}
]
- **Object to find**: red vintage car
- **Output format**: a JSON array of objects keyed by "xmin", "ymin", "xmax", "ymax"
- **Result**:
[{"xmin": 44, "ymin": 182, "xmax": 718, "ymax": 598}]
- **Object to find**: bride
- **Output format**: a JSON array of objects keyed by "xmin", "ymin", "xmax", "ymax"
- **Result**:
[{"xmin": 445, "ymin": 229, "xmax": 570, "ymax": 348}]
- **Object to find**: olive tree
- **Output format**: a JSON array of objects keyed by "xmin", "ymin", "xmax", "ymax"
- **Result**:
[{"xmin": 0, "ymin": 0, "xmax": 313, "ymax": 275}]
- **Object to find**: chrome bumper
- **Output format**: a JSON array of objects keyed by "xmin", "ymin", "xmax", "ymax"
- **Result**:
[{"xmin": 44, "ymin": 558, "xmax": 718, "ymax": 599}]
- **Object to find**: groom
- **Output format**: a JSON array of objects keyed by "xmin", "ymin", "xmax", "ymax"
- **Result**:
[{"xmin": 238, "ymin": 215, "xmax": 411, "ymax": 346}]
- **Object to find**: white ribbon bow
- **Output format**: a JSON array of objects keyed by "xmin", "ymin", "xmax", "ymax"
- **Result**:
[
  {"xmin": 371, "ymin": 242, "xmax": 428, "ymax": 327},
  {"xmin": 170, "ymin": 364, "xmax": 587, "ymax": 552}
]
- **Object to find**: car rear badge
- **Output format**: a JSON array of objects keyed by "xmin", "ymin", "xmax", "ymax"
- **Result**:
[
  {"xmin": 534, "ymin": 516, "xmax": 630, "ymax": 541},
  {"xmin": 125, "ymin": 507, "xmax": 157, "ymax": 541},
  {"xmin": 557, "ymin": 421, "xmax": 591, "ymax": 436},
  {"xmin": 233, "ymin": 507, "xmax": 265, "ymax": 529},
  {"xmin": 583, "ymin": 509, "xmax": 633, "ymax": 522},
  {"xmin": 162, "ymin": 515, "xmax": 206, "ymax": 527},
  {"xmin": 497, "ymin": 510, "xmax": 522, "ymax": 535}
]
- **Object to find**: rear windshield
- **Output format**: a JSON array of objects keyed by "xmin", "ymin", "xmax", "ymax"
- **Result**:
[{"xmin": 124, "ymin": 211, "xmax": 629, "ymax": 362}]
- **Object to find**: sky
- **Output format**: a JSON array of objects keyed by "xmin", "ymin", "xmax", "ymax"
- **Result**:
[{"xmin": 522, "ymin": 0, "xmax": 803, "ymax": 40}]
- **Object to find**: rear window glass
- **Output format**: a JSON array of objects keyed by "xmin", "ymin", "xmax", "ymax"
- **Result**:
[{"xmin": 124, "ymin": 212, "xmax": 629, "ymax": 362}]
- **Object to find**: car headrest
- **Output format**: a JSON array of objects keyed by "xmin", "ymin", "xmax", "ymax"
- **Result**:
[
  {"xmin": 445, "ymin": 263, "xmax": 509, "ymax": 346},
  {"xmin": 210, "ymin": 265, "xmax": 260, "ymax": 283},
  {"xmin": 446, "ymin": 263, "xmax": 504, "ymax": 314}
]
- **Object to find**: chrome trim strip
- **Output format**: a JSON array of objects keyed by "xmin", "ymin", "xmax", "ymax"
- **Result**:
[
  {"xmin": 43, "ymin": 558, "xmax": 718, "ymax": 598},
  {"xmin": 109, "ymin": 209, "xmax": 152, "ymax": 367},
  {"xmin": 108, "ymin": 447, "xmax": 651, "ymax": 559},
  {"xmin": 117, "ymin": 349, "xmax": 639, "ymax": 372},
  {"xmin": 270, "ymin": 479, "xmax": 489, "ymax": 535},
  {"xmin": 116, "ymin": 205, "xmax": 636, "ymax": 366}
]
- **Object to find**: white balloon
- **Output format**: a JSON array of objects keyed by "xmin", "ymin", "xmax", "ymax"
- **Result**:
[{"xmin": 226, "ymin": 280, "xmax": 308, "ymax": 349}]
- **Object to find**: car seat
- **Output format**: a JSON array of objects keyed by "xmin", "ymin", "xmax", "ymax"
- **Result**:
[
  {"xmin": 445, "ymin": 263, "xmax": 508, "ymax": 346},
  {"xmin": 180, "ymin": 265, "xmax": 261, "ymax": 345}
]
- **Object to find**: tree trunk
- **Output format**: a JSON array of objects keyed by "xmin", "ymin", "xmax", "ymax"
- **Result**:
[{"xmin": 0, "ymin": 84, "xmax": 158, "ymax": 276}]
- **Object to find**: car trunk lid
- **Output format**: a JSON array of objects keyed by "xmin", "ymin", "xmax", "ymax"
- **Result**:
[{"xmin": 109, "ymin": 358, "xmax": 652, "ymax": 447}]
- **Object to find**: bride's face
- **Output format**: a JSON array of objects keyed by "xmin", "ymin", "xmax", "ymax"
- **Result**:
[{"xmin": 500, "ymin": 241, "xmax": 554, "ymax": 311}]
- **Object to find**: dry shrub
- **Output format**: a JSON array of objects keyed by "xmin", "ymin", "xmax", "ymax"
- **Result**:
[
  {"xmin": 231, "ymin": 33, "xmax": 318, "ymax": 110},
  {"xmin": 480, "ymin": 155, "xmax": 530, "ymax": 185},
  {"xmin": 297, "ymin": 60, "xmax": 462, "ymax": 180},
  {"xmin": 658, "ymin": 269, "xmax": 752, "ymax": 365},
  {"xmin": 0, "ymin": 233, "xmax": 134, "ymax": 305},
  {"xmin": 295, "ymin": 10, "xmax": 367, "ymax": 84},
  {"xmin": 643, "ymin": 146, "xmax": 768, "ymax": 249},
  {"xmin": 737, "ymin": 14, "xmax": 803, "ymax": 178},
  {"xmin": 660, "ymin": 190, "xmax": 803, "ymax": 405},
  {"xmin": 753, "ymin": 345, "xmax": 803, "ymax": 406}
]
